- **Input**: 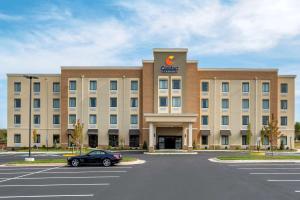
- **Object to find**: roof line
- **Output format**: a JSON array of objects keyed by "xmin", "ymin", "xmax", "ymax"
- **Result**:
[{"xmin": 198, "ymin": 68, "xmax": 278, "ymax": 72}]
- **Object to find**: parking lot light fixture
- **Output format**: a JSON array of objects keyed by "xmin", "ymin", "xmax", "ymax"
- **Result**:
[{"xmin": 24, "ymin": 75, "xmax": 38, "ymax": 162}]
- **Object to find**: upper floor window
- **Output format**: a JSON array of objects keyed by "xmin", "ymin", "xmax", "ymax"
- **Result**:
[
  {"xmin": 89, "ymin": 80, "xmax": 97, "ymax": 91},
  {"xmin": 130, "ymin": 98, "xmax": 138, "ymax": 107},
  {"xmin": 262, "ymin": 82, "xmax": 270, "ymax": 93},
  {"xmin": 14, "ymin": 115, "xmax": 21, "ymax": 124},
  {"xmin": 69, "ymin": 97, "xmax": 76, "ymax": 107},
  {"xmin": 281, "ymin": 116, "xmax": 288, "ymax": 126},
  {"xmin": 110, "ymin": 97, "xmax": 117, "ymax": 107},
  {"xmin": 69, "ymin": 114, "xmax": 76, "ymax": 124},
  {"xmin": 262, "ymin": 99, "xmax": 269, "ymax": 110},
  {"xmin": 110, "ymin": 114, "xmax": 117, "ymax": 124},
  {"xmin": 110, "ymin": 80, "xmax": 117, "ymax": 90},
  {"xmin": 33, "ymin": 82, "xmax": 40, "ymax": 92},
  {"xmin": 159, "ymin": 97, "xmax": 168, "ymax": 107},
  {"xmin": 242, "ymin": 82, "xmax": 250, "ymax": 93},
  {"xmin": 262, "ymin": 116, "xmax": 269, "ymax": 126},
  {"xmin": 53, "ymin": 82, "xmax": 60, "ymax": 93},
  {"xmin": 201, "ymin": 115, "xmax": 209, "ymax": 125},
  {"xmin": 242, "ymin": 99, "xmax": 249, "ymax": 109},
  {"xmin": 131, "ymin": 80, "xmax": 138, "ymax": 91},
  {"xmin": 159, "ymin": 79, "xmax": 168, "ymax": 89},
  {"xmin": 281, "ymin": 83, "xmax": 288, "ymax": 93},
  {"xmin": 69, "ymin": 80, "xmax": 76, "ymax": 91},
  {"xmin": 53, "ymin": 99, "xmax": 60, "ymax": 108},
  {"xmin": 281, "ymin": 100, "xmax": 288, "ymax": 110},
  {"xmin": 53, "ymin": 115, "xmax": 60, "ymax": 125},
  {"xmin": 202, "ymin": 82, "xmax": 209, "ymax": 92},
  {"xmin": 201, "ymin": 99, "xmax": 209, "ymax": 109},
  {"xmin": 14, "ymin": 82, "xmax": 21, "ymax": 92},
  {"xmin": 222, "ymin": 99, "xmax": 229, "ymax": 109},
  {"xmin": 172, "ymin": 97, "xmax": 181, "ymax": 107},
  {"xmin": 222, "ymin": 82, "xmax": 229, "ymax": 93},
  {"xmin": 172, "ymin": 79, "xmax": 181, "ymax": 89},
  {"xmin": 33, "ymin": 98, "xmax": 40, "ymax": 108},
  {"xmin": 130, "ymin": 115, "xmax": 138, "ymax": 124},
  {"xmin": 14, "ymin": 99, "xmax": 21, "ymax": 108},
  {"xmin": 89, "ymin": 97, "xmax": 97, "ymax": 107},
  {"xmin": 242, "ymin": 115, "xmax": 249, "ymax": 126},
  {"xmin": 33, "ymin": 115, "xmax": 40, "ymax": 125},
  {"xmin": 221, "ymin": 116, "xmax": 229, "ymax": 125},
  {"xmin": 89, "ymin": 115, "xmax": 97, "ymax": 124}
]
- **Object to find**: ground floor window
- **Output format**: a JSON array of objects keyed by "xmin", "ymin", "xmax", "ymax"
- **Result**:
[
  {"xmin": 221, "ymin": 135, "xmax": 229, "ymax": 145},
  {"xmin": 242, "ymin": 135, "xmax": 247, "ymax": 145},
  {"xmin": 262, "ymin": 135, "xmax": 269, "ymax": 145},
  {"xmin": 201, "ymin": 136, "xmax": 208, "ymax": 145},
  {"xmin": 34, "ymin": 134, "xmax": 41, "ymax": 144},
  {"xmin": 14, "ymin": 134, "xmax": 21, "ymax": 143},
  {"xmin": 280, "ymin": 136, "xmax": 287, "ymax": 145},
  {"xmin": 68, "ymin": 135, "xmax": 74, "ymax": 147},
  {"xmin": 53, "ymin": 135, "xmax": 60, "ymax": 146},
  {"xmin": 109, "ymin": 135, "xmax": 119, "ymax": 147},
  {"xmin": 129, "ymin": 135, "xmax": 139, "ymax": 147}
]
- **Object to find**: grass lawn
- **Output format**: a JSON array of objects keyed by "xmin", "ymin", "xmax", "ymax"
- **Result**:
[
  {"xmin": 218, "ymin": 155, "xmax": 300, "ymax": 160},
  {"xmin": 7, "ymin": 156, "xmax": 138, "ymax": 164}
]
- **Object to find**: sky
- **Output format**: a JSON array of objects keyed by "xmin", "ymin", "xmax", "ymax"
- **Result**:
[{"xmin": 0, "ymin": 0, "xmax": 299, "ymax": 128}]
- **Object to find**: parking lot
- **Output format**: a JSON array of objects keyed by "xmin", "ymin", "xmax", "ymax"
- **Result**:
[{"xmin": 1, "ymin": 152, "xmax": 300, "ymax": 199}]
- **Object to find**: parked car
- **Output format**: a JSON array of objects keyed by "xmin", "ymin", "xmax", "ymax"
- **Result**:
[{"xmin": 67, "ymin": 150, "xmax": 122, "ymax": 167}]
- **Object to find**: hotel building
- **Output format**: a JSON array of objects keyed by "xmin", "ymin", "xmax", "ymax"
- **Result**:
[{"xmin": 7, "ymin": 48, "xmax": 296, "ymax": 151}]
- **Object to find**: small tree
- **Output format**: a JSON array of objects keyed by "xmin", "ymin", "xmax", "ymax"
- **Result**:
[
  {"xmin": 246, "ymin": 124, "xmax": 252, "ymax": 153},
  {"xmin": 120, "ymin": 137, "xmax": 125, "ymax": 149},
  {"xmin": 72, "ymin": 120, "xmax": 84, "ymax": 155},
  {"xmin": 32, "ymin": 129, "xmax": 38, "ymax": 149},
  {"xmin": 295, "ymin": 122, "xmax": 300, "ymax": 140},
  {"xmin": 263, "ymin": 114, "xmax": 281, "ymax": 156}
]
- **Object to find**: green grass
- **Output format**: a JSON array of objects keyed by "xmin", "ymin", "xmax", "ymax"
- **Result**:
[
  {"xmin": 121, "ymin": 156, "xmax": 138, "ymax": 162},
  {"xmin": 218, "ymin": 155, "xmax": 300, "ymax": 160}
]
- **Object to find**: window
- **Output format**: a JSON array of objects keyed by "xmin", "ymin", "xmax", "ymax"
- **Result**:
[
  {"xmin": 262, "ymin": 99, "xmax": 269, "ymax": 110},
  {"xmin": 262, "ymin": 116, "xmax": 269, "ymax": 126},
  {"xmin": 110, "ymin": 115, "xmax": 117, "ymax": 124},
  {"xmin": 53, "ymin": 99, "xmax": 60, "ymax": 108},
  {"xmin": 53, "ymin": 82, "xmax": 60, "ymax": 92},
  {"xmin": 110, "ymin": 97, "xmax": 117, "ymax": 107},
  {"xmin": 280, "ymin": 136, "xmax": 287, "ymax": 145},
  {"xmin": 262, "ymin": 82, "xmax": 269, "ymax": 93},
  {"xmin": 14, "ymin": 99, "xmax": 21, "ymax": 108},
  {"xmin": 281, "ymin": 100, "xmax": 288, "ymax": 110},
  {"xmin": 242, "ymin": 82, "xmax": 250, "ymax": 93},
  {"xmin": 110, "ymin": 80, "xmax": 117, "ymax": 90},
  {"xmin": 159, "ymin": 79, "xmax": 168, "ymax": 89},
  {"xmin": 242, "ymin": 99, "xmax": 249, "ymax": 109},
  {"xmin": 35, "ymin": 134, "xmax": 41, "ymax": 144},
  {"xmin": 202, "ymin": 136, "xmax": 208, "ymax": 145},
  {"xmin": 14, "ymin": 134, "xmax": 21, "ymax": 143},
  {"xmin": 14, "ymin": 115, "xmax": 21, "ymax": 124},
  {"xmin": 221, "ymin": 116, "xmax": 229, "ymax": 125},
  {"xmin": 242, "ymin": 115, "xmax": 249, "ymax": 126},
  {"xmin": 222, "ymin": 99, "xmax": 229, "ymax": 109},
  {"xmin": 131, "ymin": 80, "xmax": 138, "ymax": 90},
  {"xmin": 53, "ymin": 135, "xmax": 60, "ymax": 145},
  {"xmin": 14, "ymin": 82, "xmax": 21, "ymax": 92},
  {"xmin": 159, "ymin": 97, "xmax": 168, "ymax": 107},
  {"xmin": 201, "ymin": 99, "xmax": 209, "ymax": 109},
  {"xmin": 172, "ymin": 97, "xmax": 181, "ymax": 107},
  {"xmin": 222, "ymin": 82, "xmax": 229, "ymax": 92},
  {"xmin": 202, "ymin": 82, "xmax": 209, "ymax": 92},
  {"xmin": 33, "ymin": 115, "xmax": 40, "ymax": 125},
  {"xmin": 130, "ymin": 98, "xmax": 138, "ymax": 107},
  {"xmin": 69, "ymin": 80, "xmax": 76, "ymax": 91},
  {"xmin": 281, "ymin": 116, "xmax": 288, "ymax": 126},
  {"xmin": 130, "ymin": 115, "xmax": 138, "ymax": 124},
  {"xmin": 242, "ymin": 135, "xmax": 247, "ymax": 145},
  {"xmin": 69, "ymin": 98, "xmax": 76, "ymax": 107},
  {"xmin": 172, "ymin": 79, "xmax": 181, "ymax": 89},
  {"xmin": 201, "ymin": 115, "xmax": 208, "ymax": 125},
  {"xmin": 89, "ymin": 80, "xmax": 97, "ymax": 91},
  {"xmin": 53, "ymin": 115, "xmax": 60, "ymax": 125},
  {"xmin": 33, "ymin": 82, "xmax": 40, "ymax": 92},
  {"xmin": 69, "ymin": 114, "xmax": 76, "ymax": 124},
  {"xmin": 263, "ymin": 135, "xmax": 269, "ymax": 145},
  {"xmin": 89, "ymin": 115, "xmax": 97, "ymax": 124},
  {"xmin": 221, "ymin": 135, "xmax": 229, "ymax": 145},
  {"xmin": 89, "ymin": 97, "xmax": 97, "ymax": 107},
  {"xmin": 33, "ymin": 99, "xmax": 40, "ymax": 108},
  {"xmin": 130, "ymin": 135, "xmax": 139, "ymax": 147},
  {"xmin": 109, "ymin": 135, "xmax": 118, "ymax": 147},
  {"xmin": 281, "ymin": 83, "xmax": 288, "ymax": 93}
]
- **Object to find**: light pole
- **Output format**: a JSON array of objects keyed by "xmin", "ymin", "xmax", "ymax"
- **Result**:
[{"xmin": 24, "ymin": 75, "xmax": 38, "ymax": 161}]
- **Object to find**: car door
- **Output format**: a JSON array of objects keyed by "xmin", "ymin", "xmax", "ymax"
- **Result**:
[{"xmin": 95, "ymin": 151, "xmax": 106, "ymax": 164}]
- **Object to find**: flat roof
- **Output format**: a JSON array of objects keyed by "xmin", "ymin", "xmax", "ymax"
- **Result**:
[
  {"xmin": 7, "ymin": 73, "xmax": 60, "ymax": 77},
  {"xmin": 279, "ymin": 75, "xmax": 297, "ymax": 78},
  {"xmin": 61, "ymin": 66, "xmax": 142, "ymax": 70},
  {"xmin": 153, "ymin": 48, "xmax": 188, "ymax": 53},
  {"xmin": 198, "ymin": 68, "xmax": 278, "ymax": 72}
]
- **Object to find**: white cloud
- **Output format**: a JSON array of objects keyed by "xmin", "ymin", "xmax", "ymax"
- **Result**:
[{"xmin": 0, "ymin": 12, "xmax": 23, "ymax": 21}]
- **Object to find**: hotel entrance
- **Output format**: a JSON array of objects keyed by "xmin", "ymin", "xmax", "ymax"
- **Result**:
[{"xmin": 158, "ymin": 136, "xmax": 182, "ymax": 149}]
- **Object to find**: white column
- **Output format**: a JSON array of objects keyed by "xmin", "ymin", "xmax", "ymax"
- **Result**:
[
  {"xmin": 188, "ymin": 123, "xmax": 193, "ymax": 148},
  {"xmin": 149, "ymin": 123, "xmax": 154, "ymax": 148},
  {"xmin": 183, "ymin": 128, "xmax": 187, "ymax": 147}
]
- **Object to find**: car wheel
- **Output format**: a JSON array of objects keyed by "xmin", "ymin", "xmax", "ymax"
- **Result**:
[
  {"xmin": 102, "ymin": 158, "xmax": 111, "ymax": 167},
  {"xmin": 71, "ymin": 159, "xmax": 80, "ymax": 167}
]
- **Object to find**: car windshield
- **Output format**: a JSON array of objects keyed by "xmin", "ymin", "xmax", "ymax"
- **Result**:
[{"xmin": 87, "ymin": 150, "xmax": 105, "ymax": 155}]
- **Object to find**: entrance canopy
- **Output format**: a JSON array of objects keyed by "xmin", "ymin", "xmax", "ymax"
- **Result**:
[{"xmin": 144, "ymin": 113, "xmax": 198, "ymax": 125}]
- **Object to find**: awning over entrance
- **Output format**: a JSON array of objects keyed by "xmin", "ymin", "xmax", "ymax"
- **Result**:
[
  {"xmin": 200, "ymin": 130, "xmax": 210, "ymax": 136},
  {"xmin": 87, "ymin": 129, "xmax": 98, "ymax": 135},
  {"xmin": 108, "ymin": 129, "xmax": 119, "ymax": 135},
  {"xmin": 144, "ymin": 113, "xmax": 198, "ymax": 124},
  {"xmin": 220, "ymin": 130, "xmax": 231, "ymax": 136},
  {"xmin": 129, "ymin": 129, "xmax": 140, "ymax": 136},
  {"xmin": 240, "ymin": 130, "xmax": 247, "ymax": 136}
]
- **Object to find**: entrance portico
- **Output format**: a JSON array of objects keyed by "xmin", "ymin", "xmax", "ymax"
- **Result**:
[{"xmin": 144, "ymin": 113, "xmax": 197, "ymax": 152}]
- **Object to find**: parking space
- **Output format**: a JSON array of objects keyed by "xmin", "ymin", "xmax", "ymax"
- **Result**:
[{"xmin": 0, "ymin": 165, "xmax": 135, "ymax": 199}]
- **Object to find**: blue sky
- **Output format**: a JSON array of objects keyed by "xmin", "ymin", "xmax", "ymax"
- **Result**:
[{"xmin": 0, "ymin": 0, "xmax": 299, "ymax": 128}]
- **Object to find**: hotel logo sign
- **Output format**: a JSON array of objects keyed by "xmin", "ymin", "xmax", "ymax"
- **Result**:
[{"xmin": 160, "ymin": 55, "xmax": 179, "ymax": 73}]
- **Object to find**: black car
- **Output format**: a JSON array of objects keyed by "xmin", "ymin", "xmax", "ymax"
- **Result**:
[{"xmin": 67, "ymin": 150, "xmax": 122, "ymax": 167}]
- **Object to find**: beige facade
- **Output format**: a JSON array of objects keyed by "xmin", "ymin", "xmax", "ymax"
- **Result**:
[{"xmin": 6, "ymin": 48, "xmax": 296, "ymax": 151}]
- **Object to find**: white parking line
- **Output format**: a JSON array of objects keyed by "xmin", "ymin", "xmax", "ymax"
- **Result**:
[
  {"xmin": 238, "ymin": 168, "xmax": 300, "ymax": 170},
  {"xmin": 229, "ymin": 164, "xmax": 300, "ymax": 166},
  {"xmin": 250, "ymin": 173, "xmax": 300, "ymax": 175},
  {"xmin": 0, "ymin": 176, "xmax": 120, "ymax": 180},
  {"xmin": 295, "ymin": 191, "xmax": 300, "ymax": 193},
  {"xmin": 268, "ymin": 180, "xmax": 300, "ymax": 182},
  {"xmin": 0, "ymin": 168, "xmax": 50, "ymax": 171},
  {"xmin": 41, "ymin": 170, "xmax": 127, "ymax": 174},
  {"xmin": 0, "ymin": 183, "xmax": 110, "ymax": 187},
  {"xmin": 0, "ymin": 194, "xmax": 94, "ymax": 198}
]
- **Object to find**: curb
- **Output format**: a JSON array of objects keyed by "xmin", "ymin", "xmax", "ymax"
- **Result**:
[
  {"xmin": 117, "ymin": 159, "xmax": 146, "ymax": 165},
  {"xmin": 208, "ymin": 157, "xmax": 300, "ymax": 163},
  {"xmin": 144, "ymin": 152, "xmax": 198, "ymax": 155}
]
